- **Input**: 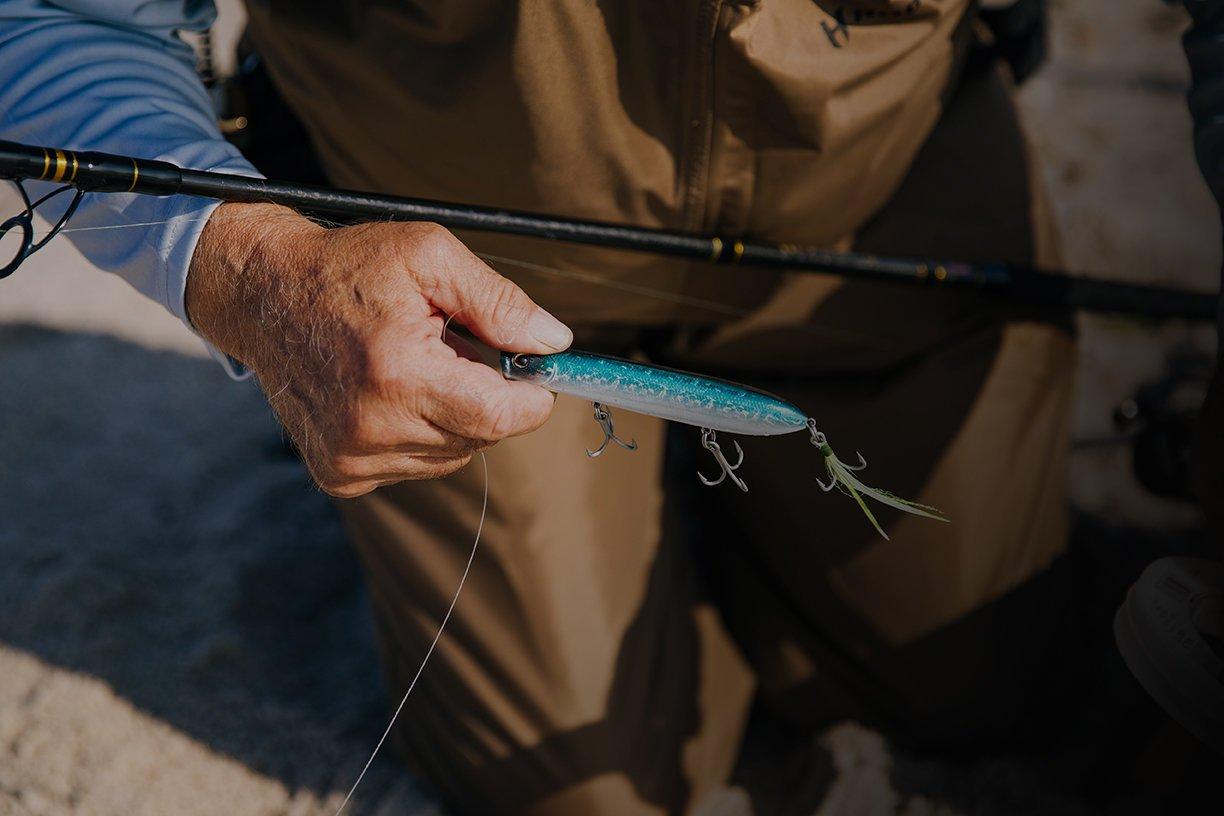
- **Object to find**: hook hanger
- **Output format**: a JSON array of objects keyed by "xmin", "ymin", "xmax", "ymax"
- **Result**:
[
  {"xmin": 698, "ymin": 428, "xmax": 748, "ymax": 492},
  {"xmin": 586, "ymin": 402, "xmax": 638, "ymax": 458}
]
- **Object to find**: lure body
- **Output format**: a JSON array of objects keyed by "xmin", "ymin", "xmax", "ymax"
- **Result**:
[
  {"xmin": 502, "ymin": 351, "xmax": 808, "ymax": 436},
  {"xmin": 501, "ymin": 349, "xmax": 946, "ymax": 537}
]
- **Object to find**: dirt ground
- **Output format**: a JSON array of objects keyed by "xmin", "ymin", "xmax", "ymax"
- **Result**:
[{"xmin": 0, "ymin": 2, "xmax": 1218, "ymax": 814}]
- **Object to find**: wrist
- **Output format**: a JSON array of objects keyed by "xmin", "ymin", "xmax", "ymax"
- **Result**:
[{"xmin": 185, "ymin": 202, "xmax": 323, "ymax": 365}]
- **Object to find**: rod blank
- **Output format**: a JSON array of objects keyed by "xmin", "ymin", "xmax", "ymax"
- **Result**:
[{"xmin": 0, "ymin": 139, "xmax": 1216, "ymax": 322}]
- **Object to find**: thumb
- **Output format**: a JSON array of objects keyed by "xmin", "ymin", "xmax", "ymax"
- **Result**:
[{"xmin": 421, "ymin": 233, "xmax": 572, "ymax": 353}]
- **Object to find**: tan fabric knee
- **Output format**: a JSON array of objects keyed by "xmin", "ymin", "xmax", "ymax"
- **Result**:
[
  {"xmin": 834, "ymin": 321, "xmax": 1074, "ymax": 645},
  {"xmin": 339, "ymin": 394, "xmax": 754, "ymax": 815}
]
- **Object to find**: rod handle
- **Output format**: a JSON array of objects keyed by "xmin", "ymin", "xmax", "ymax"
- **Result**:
[{"xmin": 0, "ymin": 140, "xmax": 182, "ymax": 194}]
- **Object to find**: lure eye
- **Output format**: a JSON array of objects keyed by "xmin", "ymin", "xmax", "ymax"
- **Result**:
[{"xmin": 512, "ymin": 354, "xmax": 533, "ymax": 370}]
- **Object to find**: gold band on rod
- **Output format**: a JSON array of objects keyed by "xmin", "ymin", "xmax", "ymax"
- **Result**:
[
  {"xmin": 731, "ymin": 240, "xmax": 744, "ymax": 264},
  {"xmin": 51, "ymin": 149, "xmax": 67, "ymax": 183},
  {"xmin": 127, "ymin": 159, "xmax": 139, "ymax": 193}
]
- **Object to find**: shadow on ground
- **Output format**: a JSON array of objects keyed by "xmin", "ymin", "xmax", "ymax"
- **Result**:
[{"xmin": 0, "ymin": 324, "xmax": 437, "ymax": 811}]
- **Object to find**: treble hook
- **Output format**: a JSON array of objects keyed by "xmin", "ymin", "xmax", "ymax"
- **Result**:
[
  {"xmin": 807, "ymin": 418, "xmax": 866, "ymax": 492},
  {"xmin": 698, "ymin": 428, "xmax": 748, "ymax": 492},
  {"xmin": 586, "ymin": 402, "xmax": 638, "ymax": 458}
]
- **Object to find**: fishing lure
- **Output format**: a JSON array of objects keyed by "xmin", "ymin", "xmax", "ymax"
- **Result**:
[{"xmin": 502, "ymin": 350, "xmax": 947, "ymax": 538}]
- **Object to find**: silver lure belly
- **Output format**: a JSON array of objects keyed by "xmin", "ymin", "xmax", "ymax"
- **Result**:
[{"xmin": 501, "ymin": 351, "xmax": 808, "ymax": 436}]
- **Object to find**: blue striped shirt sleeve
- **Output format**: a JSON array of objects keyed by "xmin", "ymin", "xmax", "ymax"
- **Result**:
[{"xmin": 0, "ymin": 0, "xmax": 260, "ymax": 371}]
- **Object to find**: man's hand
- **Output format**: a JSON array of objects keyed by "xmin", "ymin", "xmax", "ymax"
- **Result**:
[{"xmin": 185, "ymin": 203, "xmax": 571, "ymax": 497}]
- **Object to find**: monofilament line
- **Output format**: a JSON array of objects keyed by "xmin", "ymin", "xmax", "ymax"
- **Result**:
[{"xmin": 333, "ymin": 451, "xmax": 488, "ymax": 816}]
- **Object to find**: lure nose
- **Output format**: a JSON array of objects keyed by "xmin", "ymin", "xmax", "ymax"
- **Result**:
[{"xmin": 501, "ymin": 352, "xmax": 547, "ymax": 382}]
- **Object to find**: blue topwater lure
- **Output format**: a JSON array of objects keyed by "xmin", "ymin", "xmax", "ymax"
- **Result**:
[{"xmin": 502, "ymin": 350, "xmax": 947, "ymax": 538}]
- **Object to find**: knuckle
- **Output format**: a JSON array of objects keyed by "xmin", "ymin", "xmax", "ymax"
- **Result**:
[
  {"xmin": 483, "ymin": 278, "xmax": 528, "ymax": 333},
  {"xmin": 406, "ymin": 222, "xmax": 454, "ymax": 259},
  {"xmin": 366, "ymin": 236, "xmax": 407, "ymax": 273},
  {"xmin": 418, "ymin": 221, "xmax": 450, "ymax": 241}
]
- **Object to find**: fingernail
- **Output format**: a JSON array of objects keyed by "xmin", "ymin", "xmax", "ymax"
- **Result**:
[{"xmin": 528, "ymin": 309, "xmax": 572, "ymax": 350}]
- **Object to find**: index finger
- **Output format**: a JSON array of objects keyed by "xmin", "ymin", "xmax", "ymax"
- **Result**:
[{"xmin": 423, "ymin": 354, "xmax": 556, "ymax": 442}]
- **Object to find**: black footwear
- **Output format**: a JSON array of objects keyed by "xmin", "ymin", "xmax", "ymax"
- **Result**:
[{"xmin": 1114, "ymin": 556, "xmax": 1224, "ymax": 755}]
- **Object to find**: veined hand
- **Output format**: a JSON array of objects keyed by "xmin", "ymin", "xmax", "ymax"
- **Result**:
[{"xmin": 185, "ymin": 203, "xmax": 571, "ymax": 497}]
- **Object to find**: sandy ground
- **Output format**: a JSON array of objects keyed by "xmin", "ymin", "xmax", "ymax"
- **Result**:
[{"xmin": 0, "ymin": 1, "xmax": 1217, "ymax": 814}]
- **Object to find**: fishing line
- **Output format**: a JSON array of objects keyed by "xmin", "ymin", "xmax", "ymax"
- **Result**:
[
  {"xmin": 475, "ymin": 251, "xmax": 892, "ymax": 348},
  {"xmin": 208, "ymin": 207, "xmax": 886, "ymax": 349},
  {"xmin": 332, "ymin": 450, "xmax": 488, "ymax": 816},
  {"xmin": 36, "ymin": 215, "xmax": 213, "ymax": 236},
  {"xmin": 476, "ymin": 251, "xmax": 749, "ymax": 319}
]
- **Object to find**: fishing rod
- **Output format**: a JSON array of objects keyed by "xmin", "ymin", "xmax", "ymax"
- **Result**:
[{"xmin": 0, "ymin": 139, "xmax": 1217, "ymax": 322}]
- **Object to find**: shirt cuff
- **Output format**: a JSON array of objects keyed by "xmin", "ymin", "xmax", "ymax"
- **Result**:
[{"xmin": 158, "ymin": 155, "xmax": 261, "ymax": 382}]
